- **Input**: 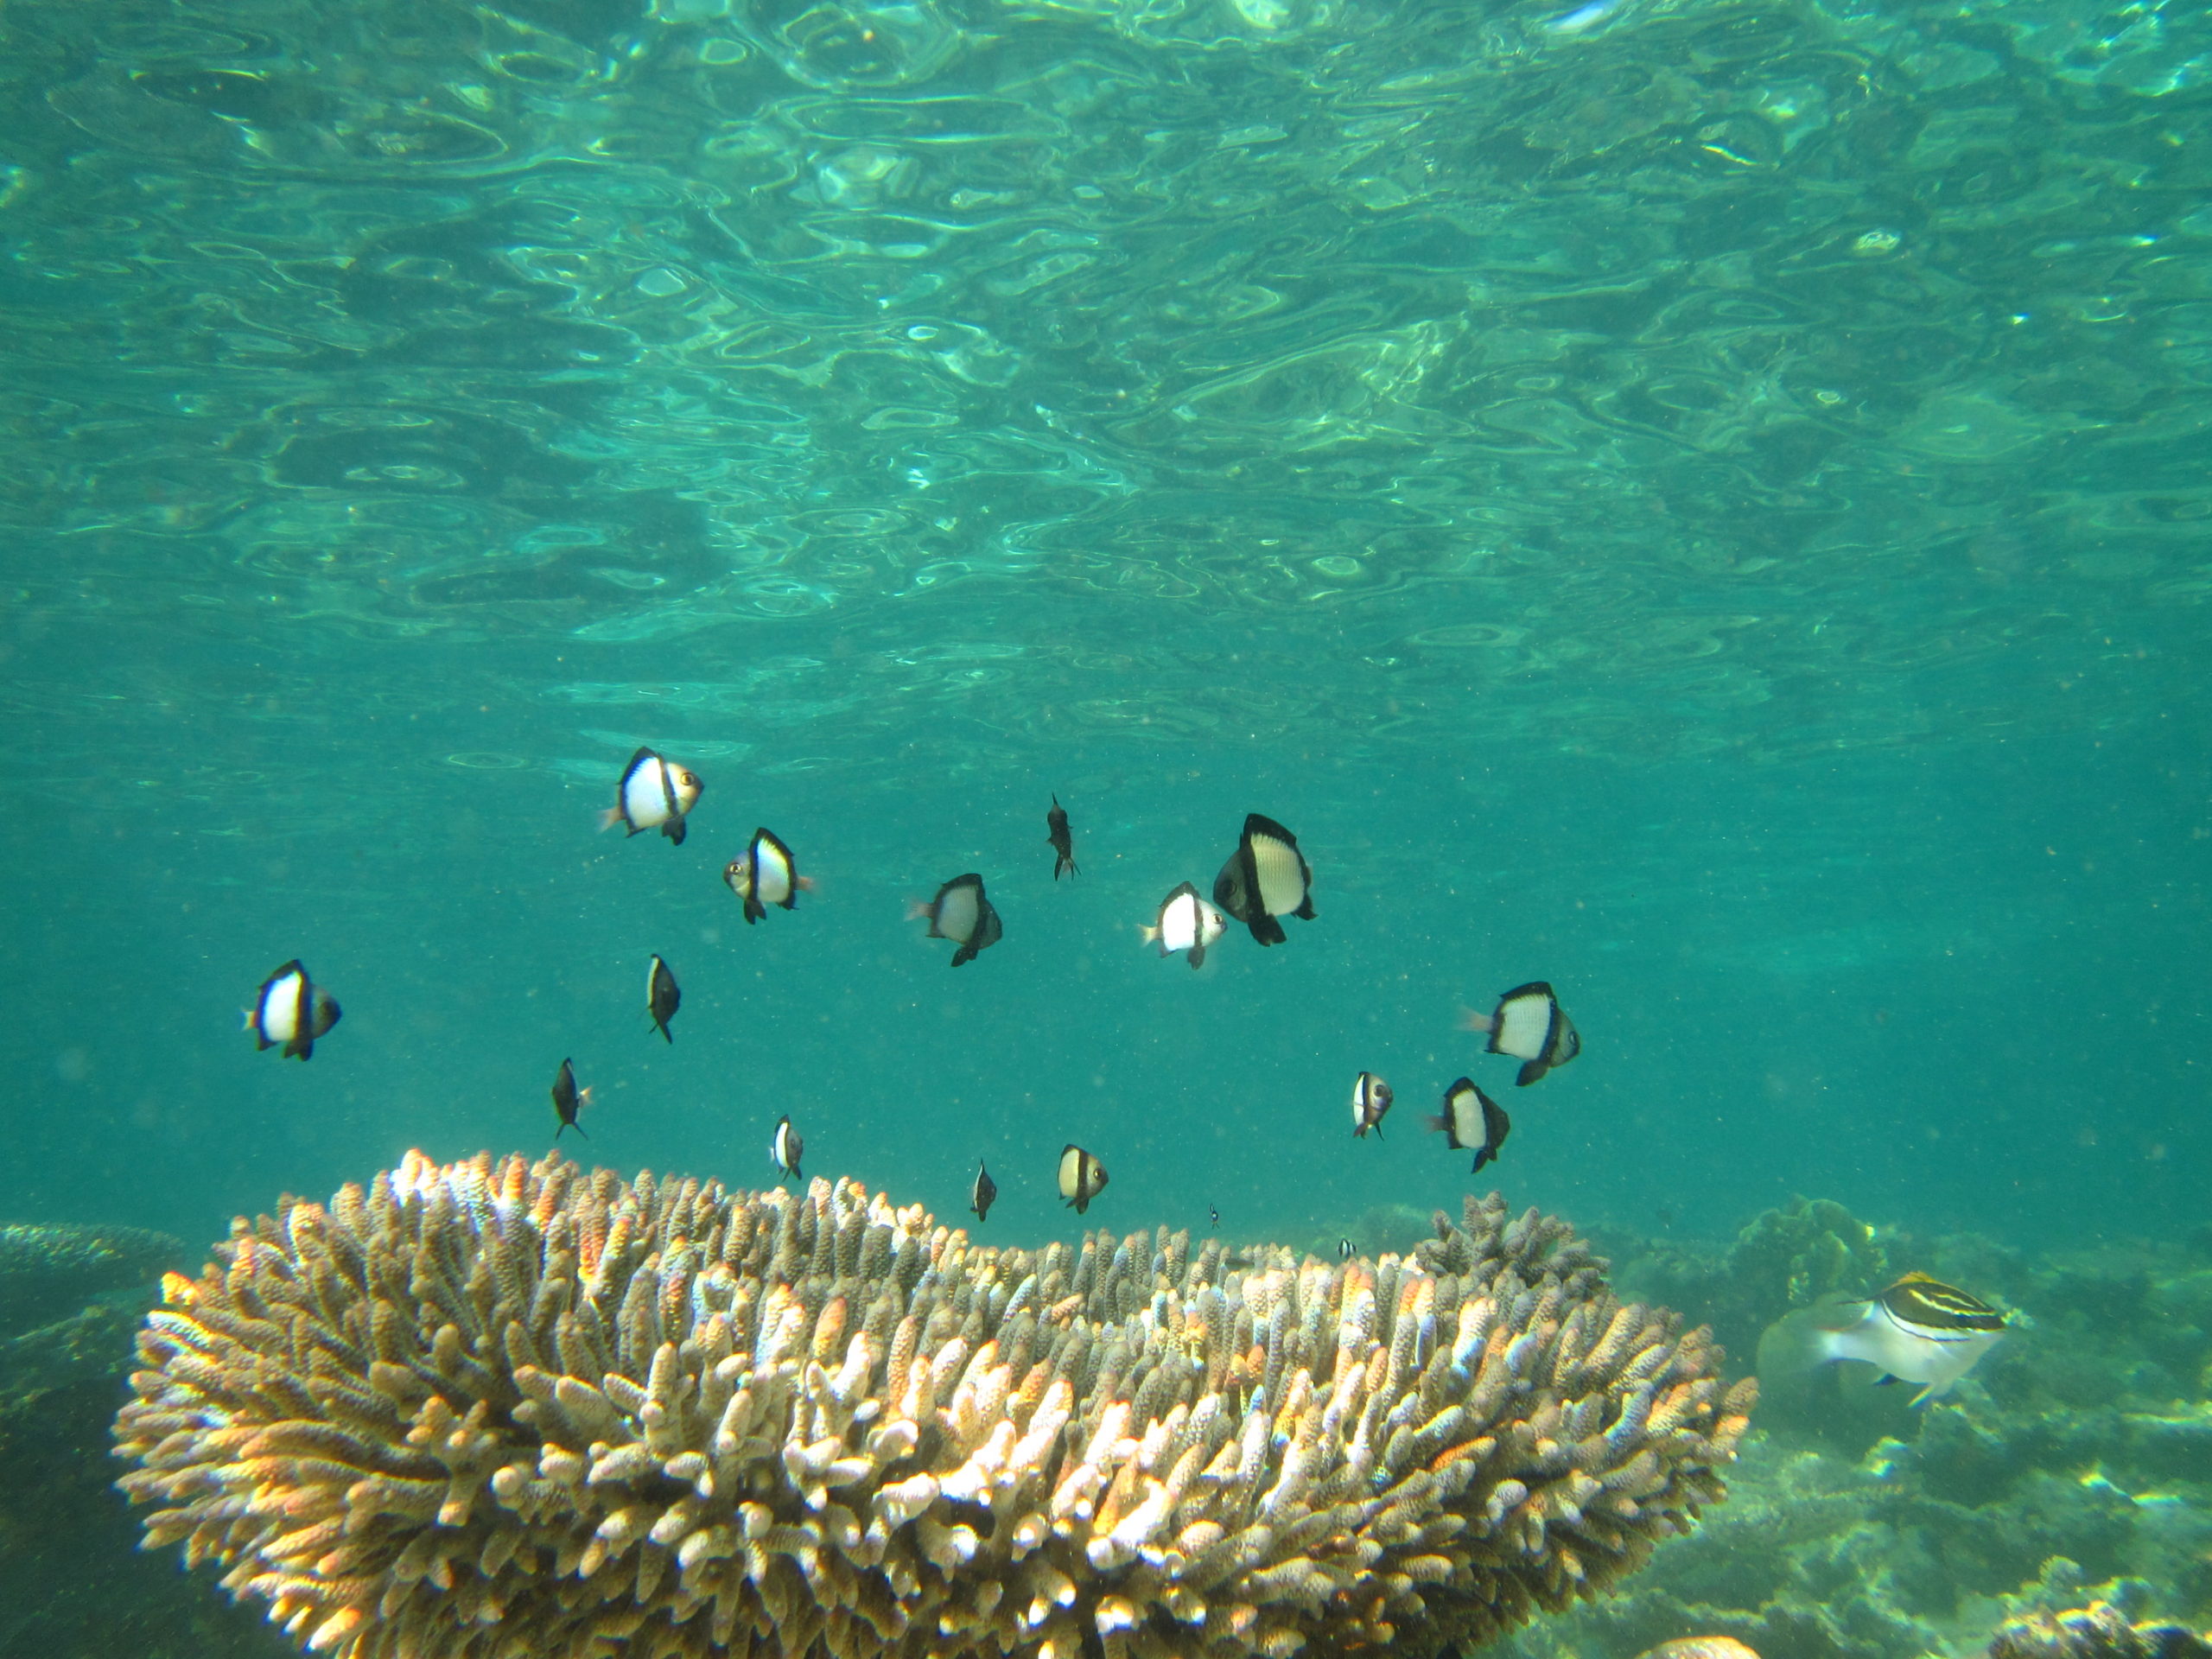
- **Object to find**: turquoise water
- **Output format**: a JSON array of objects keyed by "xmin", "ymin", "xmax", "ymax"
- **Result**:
[{"xmin": 3, "ymin": 0, "xmax": 2211, "ymax": 1647}]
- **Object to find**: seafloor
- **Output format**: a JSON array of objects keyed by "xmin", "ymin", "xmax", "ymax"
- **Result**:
[{"xmin": 4, "ymin": 1193, "xmax": 2208, "ymax": 1659}]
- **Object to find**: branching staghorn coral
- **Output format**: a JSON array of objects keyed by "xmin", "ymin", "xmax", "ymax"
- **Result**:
[{"xmin": 113, "ymin": 1151, "xmax": 1755, "ymax": 1659}]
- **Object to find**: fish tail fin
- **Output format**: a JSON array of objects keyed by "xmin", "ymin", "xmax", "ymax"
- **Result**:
[
  {"xmin": 1140, "ymin": 925, "xmax": 1160, "ymax": 944},
  {"xmin": 905, "ymin": 899, "xmax": 931, "ymax": 923},
  {"xmin": 1457, "ymin": 1007, "xmax": 1494, "ymax": 1034},
  {"xmin": 1424, "ymin": 1112, "xmax": 1451, "ymax": 1135},
  {"xmin": 1755, "ymin": 1308, "xmax": 1844, "ymax": 1383},
  {"xmin": 597, "ymin": 807, "xmax": 623, "ymax": 832},
  {"xmin": 797, "ymin": 875, "xmax": 817, "ymax": 891}
]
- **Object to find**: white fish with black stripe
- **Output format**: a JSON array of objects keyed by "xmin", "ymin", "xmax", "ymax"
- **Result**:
[
  {"xmin": 600, "ymin": 747, "xmax": 702, "ymax": 846},
  {"xmin": 1461, "ymin": 980, "xmax": 1580, "ymax": 1085},
  {"xmin": 244, "ymin": 959, "xmax": 341, "ymax": 1061},
  {"xmin": 1213, "ymin": 813, "xmax": 1315, "ymax": 947},
  {"xmin": 1350, "ymin": 1071, "xmax": 1394, "ymax": 1139},
  {"xmin": 1058, "ymin": 1144, "xmax": 1107, "ymax": 1215},
  {"xmin": 910, "ymin": 872, "xmax": 1002, "ymax": 966},
  {"xmin": 1428, "ymin": 1077, "xmax": 1510, "ymax": 1173},
  {"xmin": 768, "ymin": 1115, "xmax": 804, "ymax": 1183},
  {"xmin": 1142, "ymin": 880, "xmax": 1227, "ymax": 969},
  {"xmin": 724, "ymin": 827, "xmax": 810, "ymax": 925}
]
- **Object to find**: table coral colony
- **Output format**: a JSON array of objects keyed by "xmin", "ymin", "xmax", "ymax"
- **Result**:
[{"xmin": 111, "ymin": 1151, "xmax": 1755, "ymax": 1659}]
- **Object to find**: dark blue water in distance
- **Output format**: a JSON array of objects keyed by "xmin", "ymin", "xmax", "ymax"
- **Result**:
[{"xmin": 3, "ymin": 0, "xmax": 2211, "ymax": 1464}]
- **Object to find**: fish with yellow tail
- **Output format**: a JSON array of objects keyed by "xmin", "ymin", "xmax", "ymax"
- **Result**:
[
  {"xmin": 601, "ymin": 747, "xmax": 702, "ymax": 845},
  {"xmin": 1758, "ymin": 1272, "xmax": 2006, "ymax": 1405}
]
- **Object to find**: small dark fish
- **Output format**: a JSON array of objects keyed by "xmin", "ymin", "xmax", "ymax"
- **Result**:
[
  {"xmin": 971, "ymin": 1162, "xmax": 997, "ymax": 1223},
  {"xmin": 1428, "ymin": 1077, "xmax": 1510, "ymax": 1173},
  {"xmin": 1351, "ymin": 1071, "xmax": 1394, "ymax": 1139},
  {"xmin": 1461, "ymin": 981, "xmax": 1580, "ymax": 1086},
  {"xmin": 912, "ymin": 873, "xmax": 1003, "ymax": 966},
  {"xmin": 646, "ymin": 955, "xmax": 681, "ymax": 1043},
  {"xmin": 1212, "ymin": 813, "xmax": 1315, "ymax": 947},
  {"xmin": 601, "ymin": 747, "xmax": 702, "ymax": 846},
  {"xmin": 723, "ymin": 828, "xmax": 808, "ymax": 924},
  {"xmin": 769, "ymin": 1116, "xmax": 804, "ymax": 1182},
  {"xmin": 1046, "ymin": 794, "xmax": 1077, "ymax": 880},
  {"xmin": 1058, "ymin": 1144, "xmax": 1108, "ymax": 1215},
  {"xmin": 1209, "ymin": 1205, "xmax": 1220, "ymax": 1230},
  {"xmin": 1338, "ymin": 1238, "xmax": 1355, "ymax": 1261},
  {"xmin": 551, "ymin": 1058, "xmax": 591, "ymax": 1141},
  {"xmin": 245, "ymin": 959, "xmax": 341, "ymax": 1061}
]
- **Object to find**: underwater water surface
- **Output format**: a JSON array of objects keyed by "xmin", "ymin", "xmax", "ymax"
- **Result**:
[{"xmin": 2, "ymin": 0, "xmax": 2210, "ymax": 1652}]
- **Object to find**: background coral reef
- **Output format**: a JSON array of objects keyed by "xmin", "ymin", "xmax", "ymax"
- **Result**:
[{"xmin": 4, "ymin": 1192, "xmax": 2209, "ymax": 1659}]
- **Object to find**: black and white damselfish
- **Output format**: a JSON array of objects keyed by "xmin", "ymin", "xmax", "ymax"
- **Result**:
[
  {"xmin": 551, "ymin": 1058, "xmax": 591, "ymax": 1141},
  {"xmin": 1213, "ymin": 813, "xmax": 1316, "ymax": 946},
  {"xmin": 646, "ymin": 955, "xmax": 681, "ymax": 1043},
  {"xmin": 769, "ymin": 1116, "xmax": 804, "ymax": 1183},
  {"xmin": 723, "ymin": 828, "xmax": 809, "ymax": 925},
  {"xmin": 1428, "ymin": 1077, "xmax": 1510, "ymax": 1173},
  {"xmin": 1058, "ymin": 1144, "xmax": 1108, "ymax": 1214},
  {"xmin": 245, "ymin": 960, "xmax": 341, "ymax": 1060},
  {"xmin": 1046, "ymin": 795, "xmax": 1077, "ymax": 880},
  {"xmin": 1462, "ymin": 981, "xmax": 1580, "ymax": 1086},
  {"xmin": 1351, "ymin": 1071, "xmax": 1394, "ymax": 1138},
  {"xmin": 601, "ymin": 747, "xmax": 702, "ymax": 846},
  {"xmin": 970, "ymin": 1162, "xmax": 997, "ymax": 1223},
  {"xmin": 911, "ymin": 873, "xmax": 1003, "ymax": 966},
  {"xmin": 1142, "ymin": 880, "xmax": 1227, "ymax": 969}
]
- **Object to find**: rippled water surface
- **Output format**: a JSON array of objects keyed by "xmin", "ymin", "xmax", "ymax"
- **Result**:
[{"xmin": 2, "ymin": 0, "xmax": 2208, "ymax": 1249}]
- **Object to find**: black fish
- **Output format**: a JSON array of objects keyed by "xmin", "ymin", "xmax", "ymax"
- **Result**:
[
  {"xmin": 246, "ymin": 959, "xmax": 341, "ymax": 1061},
  {"xmin": 1212, "ymin": 813, "xmax": 1315, "ymax": 947},
  {"xmin": 1209, "ymin": 1205, "xmax": 1219, "ymax": 1231},
  {"xmin": 769, "ymin": 1116, "xmax": 803, "ymax": 1182},
  {"xmin": 1046, "ymin": 795, "xmax": 1077, "ymax": 880},
  {"xmin": 723, "ymin": 827, "xmax": 805, "ymax": 925},
  {"xmin": 646, "ymin": 955, "xmax": 681, "ymax": 1043},
  {"xmin": 1428, "ymin": 1077, "xmax": 1510, "ymax": 1173},
  {"xmin": 1058, "ymin": 1144, "xmax": 1108, "ymax": 1215},
  {"xmin": 971, "ymin": 1162, "xmax": 997, "ymax": 1223},
  {"xmin": 551, "ymin": 1058, "xmax": 591, "ymax": 1141},
  {"xmin": 914, "ymin": 873, "xmax": 1003, "ymax": 967},
  {"xmin": 1338, "ymin": 1238, "xmax": 1355, "ymax": 1261},
  {"xmin": 1463, "ymin": 982, "xmax": 1580, "ymax": 1086}
]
